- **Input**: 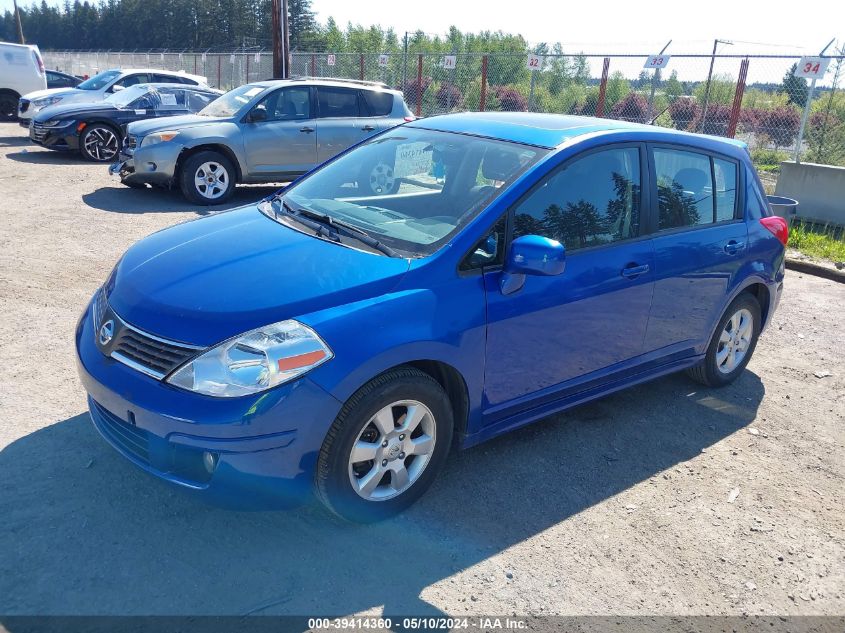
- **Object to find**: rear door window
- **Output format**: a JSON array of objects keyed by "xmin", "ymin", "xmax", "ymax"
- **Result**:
[
  {"xmin": 361, "ymin": 90, "xmax": 393, "ymax": 116},
  {"xmin": 317, "ymin": 87, "xmax": 360, "ymax": 118},
  {"xmin": 653, "ymin": 148, "xmax": 714, "ymax": 230},
  {"xmin": 713, "ymin": 158, "xmax": 738, "ymax": 221}
]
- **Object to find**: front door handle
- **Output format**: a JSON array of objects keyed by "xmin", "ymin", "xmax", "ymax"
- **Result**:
[
  {"xmin": 724, "ymin": 240, "xmax": 745, "ymax": 255},
  {"xmin": 361, "ymin": 124, "xmax": 376, "ymax": 132},
  {"xmin": 299, "ymin": 126, "xmax": 315, "ymax": 134},
  {"xmin": 621, "ymin": 263, "xmax": 650, "ymax": 279}
]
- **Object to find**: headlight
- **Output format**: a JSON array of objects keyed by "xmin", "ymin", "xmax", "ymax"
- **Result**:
[
  {"xmin": 33, "ymin": 96, "xmax": 63, "ymax": 109},
  {"xmin": 43, "ymin": 119, "xmax": 74, "ymax": 128},
  {"xmin": 141, "ymin": 131, "xmax": 179, "ymax": 147},
  {"xmin": 167, "ymin": 320, "xmax": 333, "ymax": 397}
]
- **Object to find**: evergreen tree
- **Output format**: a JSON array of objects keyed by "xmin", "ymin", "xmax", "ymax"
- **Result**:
[{"xmin": 781, "ymin": 63, "xmax": 809, "ymax": 108}]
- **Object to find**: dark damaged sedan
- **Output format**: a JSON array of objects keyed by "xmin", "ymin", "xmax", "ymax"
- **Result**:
[{"xmin": 29, "ymin": 83, "xmax": 221, "ymax": 162}]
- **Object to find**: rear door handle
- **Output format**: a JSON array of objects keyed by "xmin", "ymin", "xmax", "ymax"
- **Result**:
[
  {"xmin": 621, "ymin": 263, "xmax": 650, "ymax": 279},
  {"xmin": 724, "ymin": 240, "xmax": 745, "ymax": 254},
  {"xmin": 361, "ymin": 124, "xmax": 376, "ymax": 132},
  {"xmin": 299, "ymin": 126, "xmax": 315, "ymax": 134}
]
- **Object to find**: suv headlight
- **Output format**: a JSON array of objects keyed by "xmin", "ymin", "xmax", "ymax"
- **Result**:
[
  {"xmin": 167, "ymin": 320, "xmax": 333, "ymax": 397},
  {"xmin": 141, "ymin": 131, "xmax": 179, "ymax": 147},
  {"xmin": 33, "ymin": 96, "xmax": 63, "ymax": 109}
]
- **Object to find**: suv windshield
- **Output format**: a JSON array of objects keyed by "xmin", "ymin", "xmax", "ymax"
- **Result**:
[
  {"xmin": 77, "ymin": 70, "xmax": 121, "ymax": 91},
  {"xmin": 276, "ymin": 127, "xmax": 548, "ymax": 257},
  {"xmin": 199, "ymin": 84, "xmax": 265, "ymax": 117}
]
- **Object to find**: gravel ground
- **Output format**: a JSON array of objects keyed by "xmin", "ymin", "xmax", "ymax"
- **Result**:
[{"xmin": 0, "ymin": 121, "xmax": 843, "ymax": 618}]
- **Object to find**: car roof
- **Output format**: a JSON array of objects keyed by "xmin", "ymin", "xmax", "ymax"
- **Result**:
[
  {"xmin": 132, "ymin": 82, "xmax": 220, "ymax": 92},
  {"xmin": 408, "ymin": 111, "xmax": 749, "ymax": 154},
  {"xmin": 104, "ymin": 68, "xmax": 207, "ymax": 82},
  {"xmin": 247, "ymin": 77, "xmax": 400, "ymax": 93}
]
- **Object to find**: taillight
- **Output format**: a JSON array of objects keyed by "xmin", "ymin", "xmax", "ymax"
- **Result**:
[
  {"xmin": 760, "ymin": 216, "xmax": 789, "ymax": 246},
  {"xmin": 33, "ymin": 50, "xmax": 45, "ymax": 75}
]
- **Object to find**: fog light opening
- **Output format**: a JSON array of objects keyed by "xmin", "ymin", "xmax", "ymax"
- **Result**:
[
  {"xmin": 145, "ymin": 162, "xmax": 157, "ymax": 172},
  {"xmin": 202, "ymin": 451, "xmax": 219, "ymax": 474}
]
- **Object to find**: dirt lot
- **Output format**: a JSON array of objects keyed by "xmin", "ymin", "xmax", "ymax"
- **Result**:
[{"xmin": 0, "ymin": 121, "xmax": 843, "ymax": 618}]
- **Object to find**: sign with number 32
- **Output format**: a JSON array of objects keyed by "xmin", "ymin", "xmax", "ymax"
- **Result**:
[{"xmin": 794, "ymin": 57, "xmax": 830, "ymax": 79}]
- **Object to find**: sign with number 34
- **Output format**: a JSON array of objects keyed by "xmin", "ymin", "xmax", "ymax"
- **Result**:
[{"xmin": 794, "ymin": 57, "xmax": 830, "ymax": 79}]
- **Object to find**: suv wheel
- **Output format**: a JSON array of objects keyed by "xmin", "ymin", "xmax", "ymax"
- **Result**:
[
  {"xmin": 80, "ymin": 124, "xmax": 120, "ymax": 162},
  {"xmin": 687, "ymin": 292, "xmax": 761, "ymax": 387},
  {"xmin": 179, "ymin": 151, "xmax": 235, "ymax": 205},
  {"xmin": 315, "ymin": 367, "xmax": 453, "ymax": 523}
]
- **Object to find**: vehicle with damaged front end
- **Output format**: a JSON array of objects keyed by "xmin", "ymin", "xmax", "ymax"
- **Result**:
[{"xmin": 77, "ymin": 113, "xmax": 787, "ymax": 522}]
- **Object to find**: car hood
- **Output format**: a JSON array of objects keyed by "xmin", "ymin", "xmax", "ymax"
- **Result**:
[
  {"xmin": 22, "ymin": 87, "xmax": 88, "ymax": 103},
  {"xmin": 33, "ymin": 101, "xmax": 116, "ymax": 122},
  {"xmin": 107, "ymin": 206, "xmax": 411, "ymax": 346},
  {"xmin": 127, "ymin": 114, "xmax": 224, "ymax": 136}
]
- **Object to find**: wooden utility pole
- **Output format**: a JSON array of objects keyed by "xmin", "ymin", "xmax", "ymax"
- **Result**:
[
  {"xmin": 271, "ymin": 0, "xmax": 290, "ymax": 78},
  {"xmin": 12, "ymin": 0, "xmax": 26, "ymax": 44}
]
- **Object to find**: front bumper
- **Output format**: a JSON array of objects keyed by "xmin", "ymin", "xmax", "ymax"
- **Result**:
[
  {"xmin": 29, "ymin": 123, "xmax": 78, "ymax": 151},
  {"xmin": 75, "ymin": 294, "xmax": 343, "ymax": 508},
  {"xmin": 111, "ymin": 141, "xmax": 181, "ymax": 187}
]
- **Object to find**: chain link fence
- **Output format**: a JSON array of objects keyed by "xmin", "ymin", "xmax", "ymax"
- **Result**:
[{"xmin": 43, "ymin": 50, "xmax": 845, "ymax": 173}]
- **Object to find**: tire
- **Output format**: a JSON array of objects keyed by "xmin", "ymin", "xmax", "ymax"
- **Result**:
[
  {"xmin": 315, "ymin": 366, "xmax": 454, "ymax": 523},
  {"xmin": 686, "ymin": 292, "xmax": 761, "ymax": 387},
  {"xmin": 179, "ymin": 150, "xmax": 235, "ymax": 205},
  {"xmin": 360, "ymin": 160, "xmax": 400, "ymax": 195},
  {"xmin": 0, "ymin": 91, "xmax": 18, "ymax": 122},
  {"xmin": 80, "ymin": 124, "xmax": 121, "ymax": 162}
]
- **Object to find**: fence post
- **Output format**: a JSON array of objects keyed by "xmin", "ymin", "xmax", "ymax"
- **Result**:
[
  {"xmin": 359, "ymin": 54, "xmax": 365, "ymax": 80},
  {"xmin": 596, "ymin": 57, "xmax": 610, "ymax": 118},
  {"xmin": 416, "ymin": 54, "xmax": 423, "ymax": 117},
  {"xmin": 480, "ymin": 55, "xmax": 488, "ymax": 112},
  {"xmin": 217, "ymin": 55, "xmax": 221, "ymax": 89},
  {"xmin": 727, "ymin": 58, "xmax": 749, "ymax": 138},
  {"xmin": 311, "ymin": 53, "xmax": 316, "ymax": 76},
  {"xmin": 246, "ymin": 53, "xmax": 250, "ymax": 82},
  {"xmin": 794, "ymin": 38, "xmax": 836, "ymax": 162}
]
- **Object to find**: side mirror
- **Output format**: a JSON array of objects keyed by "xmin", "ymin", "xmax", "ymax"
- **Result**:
[
  {"xmin": 247, "ymin": 108, "xmax": 268, "ymax": 123},
  {"xmin": 501, "ymin": 235, "xmax": 566, "ymax": 295},
  {"xmin": 110, "ymin": 84, "xmax": 124, "ymax": 92}
]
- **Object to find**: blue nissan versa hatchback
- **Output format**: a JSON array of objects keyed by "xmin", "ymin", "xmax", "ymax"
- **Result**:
[{"xmin": 76, "ymin": 112, "xmax": 787, "ymax": 522}]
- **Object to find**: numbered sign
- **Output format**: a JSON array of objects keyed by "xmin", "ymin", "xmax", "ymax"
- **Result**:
[
  {"xmin": 378, "ymin": 54, "xmax": 389, "ymax": 67},
  {"xmin": 794, "ymin": 56, "xmax": 830, "ymax": 79},
  {"xmin": 527, "ymin": 54, "xmax": 543, "ymax": 70},
  {"xmin": 254, "ymin": 52, "xmax": 261, "ymax": 62},
  {"xmin": 201, "ymin": 52, "xmax": 207, "ymax": 63},
  {"xmin": 644, "ymin": 54, "xmax": 670, "ymax": 69},
  {"xmin": 443, "ymin": 55, "xmax": 457, "ymax": 70},
  {"xmin": 159, "ymin": 53, "xmax": 165, "ymax": 62},
  {"xmin": 146, "ymin": 53, "xmax": 151, "ymax": 63},
  {"xmin": 327, "ymin": 54, "xmax": 336, "ymax": 66},
  {"xmin": 230, "ymin": 54, "xmax": 236, "ymax": 64},
  {"xmin": 178, "ymin": 53, "xmax": 183, "ymax": 63}
]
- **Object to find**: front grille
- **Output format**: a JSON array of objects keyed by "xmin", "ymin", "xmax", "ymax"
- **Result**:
[
  {"xmin": 19, "ymin": 99, "xmax": 30, "ymax": 114},
  {"xmin": 93, "ymin": 287, "xmax": 203, "ymax": 379},
  {"xmin": 91, "ymin": 399, "xmax": 151, "ymax": 465},
  {"xmin": 111, "ymin": 327, "xmax": 198, "ymax": 378},
  {"xmin": 30, "ymin": 122, "xmax": 47, "ymax": 142}
]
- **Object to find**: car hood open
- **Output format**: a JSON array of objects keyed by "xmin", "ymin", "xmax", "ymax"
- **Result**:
[{"xmin": 106, "ymin": 206, "xmax": 411, "ymax": 346}]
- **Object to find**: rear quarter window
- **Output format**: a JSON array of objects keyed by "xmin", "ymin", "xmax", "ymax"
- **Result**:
[{"xmin": 361, "ymin": 90, "xmax": 394, "ymax": 116}]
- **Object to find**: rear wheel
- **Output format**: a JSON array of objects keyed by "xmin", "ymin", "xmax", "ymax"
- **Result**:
[
  {"xmin": 80, "ymin": 124, "xmax": 120, "ymax": 162},
  {"xmin": 687, "ymin": 293, "xmax": 761, "ymax": 387},
  {"xmin": 179, "ymin": 150, "xmax": 235, "ymax": 205},
  {"xmin": 315, "ymin": 367, "xmax": 453, "ymax": 522},
  {"xmin": 0, "ymin": 91, "xmax": 18, "ymax": 121}
]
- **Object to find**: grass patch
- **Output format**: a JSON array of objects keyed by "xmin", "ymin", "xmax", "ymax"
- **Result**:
[
  {"xmin": 788, "ymin": 221, "xmax": 845, "ymax": 262},
  {"xmin": 751, "ymin": 148, "xmax": 790, "ymax": 174}
]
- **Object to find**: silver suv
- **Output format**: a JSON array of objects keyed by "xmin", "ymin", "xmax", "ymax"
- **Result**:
[{"xmin": 111, "ymin": 78, "xmax": 414, "ymax": 204}]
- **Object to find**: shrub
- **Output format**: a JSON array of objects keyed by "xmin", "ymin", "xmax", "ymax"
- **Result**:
[
  {"xmin": 738, "ymin": 107, "xmax": 765, "ymax": 134},
  {"xmin": 493, "ymin": 86, "xmax": 528, "ymax": 112},
  {"xmin": 435, "ymin": 83, "xmax": 463, "ymax": 111},
  {"xmin": 695, "ymin": 103, "xmax": 732, "ymax": 136},
  {"xmin": 762, "ymin": 106, "xmax": 801, "ymax": 148},
  {"xmin": 401, "ymin": 76, "xmax": 432, "ymax": 110},
  {"xmin": 609, "ymin": 92, "xmax": 649, "ymax": 123},
  {"xmin": 668, "ymin": 97, "xmax": 700, "ymax": 131},
  {"xmin": 805, "ymin": 111, "xmax": 845, "ymax": 166}
]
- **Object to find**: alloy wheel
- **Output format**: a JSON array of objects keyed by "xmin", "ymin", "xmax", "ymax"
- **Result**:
[
  {"xmin": 347, "ymin": 399, "xmax": 436, "ymax": 501},
  {"xmin": 716, "ymin": 308, "xmax": 754, "ymax": 374},
  {"xmin": 368, "ymin": 162, "xmax": 395, "ymax": 194},
  {"xmin": 84, "ymin": 127, "xmax": 119, "ymax": 161},
  {"xmin": 194, "ymin": 162, "xmax": 229, "ymax": 200}
]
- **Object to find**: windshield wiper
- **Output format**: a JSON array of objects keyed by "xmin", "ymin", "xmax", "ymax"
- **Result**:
[{"xmin": 270, "ymin": 196, "xmax": 399, "ymax": 258}]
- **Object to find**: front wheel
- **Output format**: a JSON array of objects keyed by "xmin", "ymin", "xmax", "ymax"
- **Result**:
[
  {"xmin": 0, "ymin": 92, "xmax": 18, "ymax": 121},
  {"xmin": 80, "ymin": 124, "xmax": 120, "ymax": 162},
  {"xmin": 687, "ymin": 293, "xmax": 761, "ymax": 387},
  {"xmin": 315, "ymin": 367, "xmax": 454, "ymax": 522},
  {"xmin": 179, "ymin": 150, "xmax": 235, "ymax": 205}
]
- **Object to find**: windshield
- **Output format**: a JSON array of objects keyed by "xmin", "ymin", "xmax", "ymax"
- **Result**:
[
  {"xmin": 199, "ymin": 83, "xmax": 265, "ymax": 117},
  {"xmin": 279, "ymin": 127, "xmax": 548, "ymax": 257},
  {"xmin": 104, "ymin": 84, "xmax": 149, "ymax": 107},
  {"xmin": 77, "ymin": 70, "xmax": 121, "ymax": 91}
]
